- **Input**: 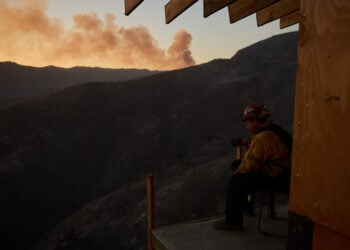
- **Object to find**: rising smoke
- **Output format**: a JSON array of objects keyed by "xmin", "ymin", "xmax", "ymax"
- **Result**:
[{"xmin": 0, "ymin": 0, "xmax": 196, "ymax": 70}]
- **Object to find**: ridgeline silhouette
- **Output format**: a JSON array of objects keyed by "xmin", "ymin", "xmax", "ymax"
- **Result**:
[
  {"xmin": 0, "ymin": 63, "xmax": 158, "ymax": 110},
  {"xmin": 0, "ymin": 32, "xmax": 297, "ymax": 250}
]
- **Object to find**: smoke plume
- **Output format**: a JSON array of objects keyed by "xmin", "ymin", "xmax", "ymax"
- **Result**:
[{"xmin": 0, "ymin": 0, "xmax": 196, "ymax": 70}]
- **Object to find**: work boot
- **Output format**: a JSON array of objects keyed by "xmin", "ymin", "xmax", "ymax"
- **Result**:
[{"xmin": 213, "ymin": 219, "xmax": 243, "ymax": 231}]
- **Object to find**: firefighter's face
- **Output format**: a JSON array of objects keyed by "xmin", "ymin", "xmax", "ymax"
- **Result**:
[{"xmin": 245, "ymin": 119, "xmax": 261, "ymax": 135}]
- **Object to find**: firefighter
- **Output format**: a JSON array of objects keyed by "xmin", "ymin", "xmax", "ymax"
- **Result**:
[{"xmin": 214, "ymin": 104, "xmax": 292, "ymax": 230}]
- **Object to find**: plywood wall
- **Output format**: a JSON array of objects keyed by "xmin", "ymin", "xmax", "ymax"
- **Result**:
[
  {"xmin": 289, "ymin": 0, "xmax": 350, "ymax": 241},
  {"xmin": 313, "ymin": 223, "xmax": 350, "ymax": 250}
]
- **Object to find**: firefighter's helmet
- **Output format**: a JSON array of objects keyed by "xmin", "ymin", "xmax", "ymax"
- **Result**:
[{"xmin": 242, "ymin": 103, "xmax": 271, "ymax": 121}]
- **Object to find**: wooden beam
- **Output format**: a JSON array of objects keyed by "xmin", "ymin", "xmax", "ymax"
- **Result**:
[
  {"xmin": 203, "ymin": 0, "xmax": 235, "ymax": 18},
  {"xmin": 146, "ymin": 174, "xmax": 154, "ymax": 250},
  {"xmin": 289, "ymin": 0, "xmax": 350, "ymax": 238},
  {"xmin": 228, "ymin": 0, "xmax": 280, "ymax": 24},
  {"xmin": 124, "ymin": 0, "xmax": 144, "ymax": 15},
  {"xmin": 280, "ymin": 10, "xmax": 300, "ymax": 29},
  {"xmin": 165, "ymin": 0, "xmax": 198, "ymax": 24},
  {"xmin": 256, "ymin": 0, "xmax": 300, "ymax": 26}
]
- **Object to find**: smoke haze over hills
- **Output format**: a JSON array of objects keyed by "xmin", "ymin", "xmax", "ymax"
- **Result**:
[
  {"xmin": 0, "ymin": 32, "xmax": 298, "ymax": 250},
  {"xmin": 0, "ymin": 0, "xmax": 195, "ymax": 70}
]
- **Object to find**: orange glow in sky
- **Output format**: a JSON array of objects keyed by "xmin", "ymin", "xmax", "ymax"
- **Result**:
[
  {"xmin": 0, "ymin": 0, "xmax": 298, "ymax": 70},
  {"xmin": 0, "ymin": 0, "xmax": 195, "ymax": 70}
]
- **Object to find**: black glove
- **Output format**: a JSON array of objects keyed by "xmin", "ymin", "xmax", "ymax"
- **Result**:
[
  {"xmin": 231, "ymin": 137, "xmax": 243, "ymax": 147},
  {"xmin": 230, "ymin": 159, "xmax": 242, "ymax": 171}
]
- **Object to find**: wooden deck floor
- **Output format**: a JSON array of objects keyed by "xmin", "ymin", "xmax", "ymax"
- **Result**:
[{"xmin": 152, "ymin": 203, "xmax": 289, "ymax": 250}]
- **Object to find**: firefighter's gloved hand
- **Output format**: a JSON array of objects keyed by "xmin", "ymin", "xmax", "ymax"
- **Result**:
[
  {"xmin": 230, "ymin": 159, "xmax": 242, "ymax": 171},
  {"xmin": 231, "ymin": 137, "xmax": 243, "ymax": 147}
]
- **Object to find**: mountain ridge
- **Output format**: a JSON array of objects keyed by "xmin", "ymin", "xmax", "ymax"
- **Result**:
[
  {"xmin": 0, "ymin": 31, "xmax": 298, "ymax": 250},
  {"xmin": 0, "ymin": 61, "xmax": 159, "ymax": 110}
]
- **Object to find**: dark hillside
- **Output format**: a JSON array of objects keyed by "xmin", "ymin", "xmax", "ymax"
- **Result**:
[
  {"xmin": 0, "ymin": 32, "xmax": 298, "ymax": 250},
  {"xmin": 0, "ymin": 62, "xmax": 158, "ymax": 110}
]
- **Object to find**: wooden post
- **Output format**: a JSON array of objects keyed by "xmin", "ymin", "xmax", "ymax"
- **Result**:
[
  {"xmin": 146, "ymin": 174, "xmax": 154, "ymax": 250},
  {"xmin": 236, "ymin": 145, "xmax": 243, "ymax": 159}
]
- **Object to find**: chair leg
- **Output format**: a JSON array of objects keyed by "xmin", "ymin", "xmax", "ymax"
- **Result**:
[
  {"xmin": 268, "ymin": 191, "xmax": 276, "ymax": 218},
  {"xmin": 257, "ymin": 190, "xmax": 288, "ymax": 237},
  {"xmin": 257, "ymin": 191, "xmax": 265, "ymax": 232}
]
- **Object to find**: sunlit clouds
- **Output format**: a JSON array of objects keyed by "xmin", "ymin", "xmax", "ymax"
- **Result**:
[{"xmin": 0, "ymin": 0, "xmax": 196, "ymax": 70}]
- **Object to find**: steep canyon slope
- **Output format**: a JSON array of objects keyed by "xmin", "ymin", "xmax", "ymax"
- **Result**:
[{"xmin": 0, "ymin": 32, "xmax": 297, "ymax": 250}]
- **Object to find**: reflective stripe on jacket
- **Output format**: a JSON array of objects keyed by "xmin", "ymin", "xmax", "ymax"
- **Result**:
[{"xmin": 234, "ymin": 130, "xmax": 291, "ymax": 177}]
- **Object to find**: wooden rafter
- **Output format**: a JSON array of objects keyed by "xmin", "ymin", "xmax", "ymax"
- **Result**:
[
  {"xmin": 256, "ymin": 0, "xmax": 300, "ymax": 26},
  {"xmin": 280, "ymin": 10, "xmax": 300, "ymax": 29},
  {"xmin": 165, "ymin": 0, "xmax": 198, "ymax": 24},
  {"xmin": 124, "ymin": 0, "xmax": 144, "ymax": 15},
  {"xmin": 228, "ymin": 0, "xmax": 280, "ymax": 24},
  {"xmin": 203, "ymin": 0, "xmax": 235, "ymax": 18},
  {"xmin": 124, "ymin": 0, "xmax": 300, "ymax": 29}
]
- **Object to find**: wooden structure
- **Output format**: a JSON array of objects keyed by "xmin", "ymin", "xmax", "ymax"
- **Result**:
[
  {"xmin": 152, "ymin": 207, "xmax": 288, "ymax": 250},
  {"xmin": 124, "ymin": 0, "xmax": 350, "ymax": 249}
]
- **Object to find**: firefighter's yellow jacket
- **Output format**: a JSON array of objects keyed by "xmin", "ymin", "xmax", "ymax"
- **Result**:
[{"xmin": 234, "ymin": 130, "xmax": 291, "ymax": 177}]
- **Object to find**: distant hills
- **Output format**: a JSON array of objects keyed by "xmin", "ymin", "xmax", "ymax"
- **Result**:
[
  {"xmin": 0, "ymin": 62, "xmax": 158, "ymax": 110},
  {"xmin": 0, "ymin": 32, "xmax": 298, "ymax": 250}
]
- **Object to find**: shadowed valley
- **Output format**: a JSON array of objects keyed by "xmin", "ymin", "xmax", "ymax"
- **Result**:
[{"xmin": 0, "ymin": 32, "xmax": 297, "ymax": 250}]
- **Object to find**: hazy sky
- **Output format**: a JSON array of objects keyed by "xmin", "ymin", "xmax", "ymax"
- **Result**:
[{"xmin": 0, "ymin": 0, "xmax": 298, "ymax": 70}]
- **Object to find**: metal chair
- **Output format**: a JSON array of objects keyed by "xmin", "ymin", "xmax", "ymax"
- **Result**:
[{"xmin": 257, "ymin": 188, "xmax": 289, "ymax": 237}]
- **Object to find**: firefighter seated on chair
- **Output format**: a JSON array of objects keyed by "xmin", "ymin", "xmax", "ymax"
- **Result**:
[{"xmin": 214, "ymin": 103, "xmax": 292, "ymax": 231}]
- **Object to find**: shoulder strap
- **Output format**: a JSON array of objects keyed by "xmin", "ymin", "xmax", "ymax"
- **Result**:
[{"xmin": 260, "ymin": 124, "xmax": 292, "ymax": 154}]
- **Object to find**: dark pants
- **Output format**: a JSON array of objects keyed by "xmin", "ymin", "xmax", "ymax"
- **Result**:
[{"xmin": 225, "ymin": 170, "xmax": 290, "ymax": 224}]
